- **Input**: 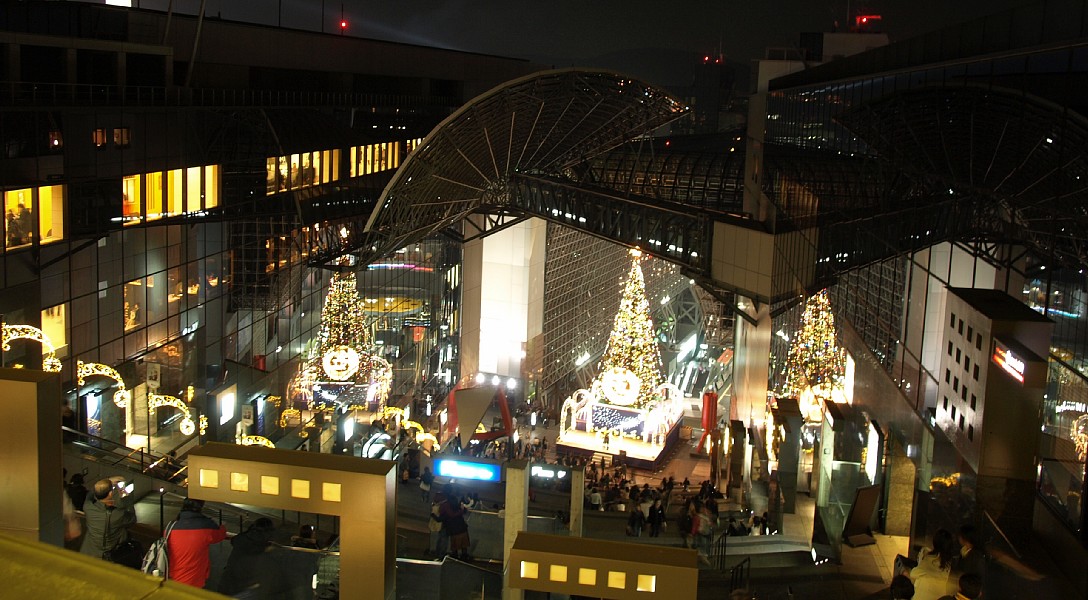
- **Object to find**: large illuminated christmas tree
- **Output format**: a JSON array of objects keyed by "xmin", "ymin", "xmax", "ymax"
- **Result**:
[
  {"xmin": 313, "ymin": 270, "xmax": 372, "ymax": 382},
  {"xmin": 782, "ymin": 288, "xmax": 844, "ymax": 400},
  {"xmin": 598, "ymin": 249, "xmax": 663, "ymax": 408}
]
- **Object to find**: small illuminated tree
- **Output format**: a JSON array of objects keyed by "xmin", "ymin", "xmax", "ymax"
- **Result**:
[{"xmin": 598, "ymin": 249, "xmax": 663, "ymax": 408}]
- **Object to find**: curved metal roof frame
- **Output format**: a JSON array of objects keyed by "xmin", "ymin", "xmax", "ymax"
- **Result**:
[
  {"xmin": 839, "ymin": 84, "xmax": 1088, "ymax": 270},
  {"xmin": 362, "ymin": 69, "xmax": 688, "ymax": 258}
]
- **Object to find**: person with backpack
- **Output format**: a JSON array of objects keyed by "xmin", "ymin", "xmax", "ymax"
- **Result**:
[
  {"xmin": 167, "ymin": 498, "xmax": 227, "ymax": 588},
  {"xmin": 691, "ymin": 499, "xmax": 714, "ymax": 564},
  {"xmin": 80, "ymin": 477, "xmax": 138, "ymax": 565}
]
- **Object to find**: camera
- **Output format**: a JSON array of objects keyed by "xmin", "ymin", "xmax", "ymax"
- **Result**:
[{"xmin": 116, "ymin": 480, "xmax": 134, "ymax": 495}]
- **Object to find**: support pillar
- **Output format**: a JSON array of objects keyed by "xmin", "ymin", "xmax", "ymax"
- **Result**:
[
  {"xmin": 569, "ymin": 465, "xmax": 584, "ymax": 537},
  {"xmin": 503, "ymin": 459, "xmax": 529, "ymax": 600},
  {"xmin": 0, "ymin": 368, "xmax": 63, "ymax": 545},
  {"xmin": 774, "ymin": 398, "xmax": 803, "ymax": 513}
]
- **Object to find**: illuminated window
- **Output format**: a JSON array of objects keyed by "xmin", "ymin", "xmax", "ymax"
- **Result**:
[
  {"xmin": 166, "ymin": 169, "xmax": 183, "ymax": 216},
  {"xmin": 607, "ymin": 571, "xmax": 626, "ymax": 589},
  {"xmin": 48, "ymin": 130, "xmax": 63, "ymax": 150},
  {"xmin": 199, "ymin": 469, "xmax": 219, "ymax": 488},
  {"xmin": 261, "ymin": 475, "xmax": 279, "ymax": 495},
  {"xmin": 41, "ymin": 304, "xmax": 67, "ymax": 351},
  {"xmin": 186, "ymin": 166, "xmax": 201, "ymax": 213},
  {"xmin": 291, "ymin": 478, "xmax": 310, "ymax": 499},
  {"xmin": 219, "ymin": 392, "xmax": 235, "ymax": 425},
  {"xmin": 92, "ymin": 128, "xmax": 107, "ymax": 147},
  {"xmin": 123, "ymin": 279, "xmax": 145, "ymax": 331},
  {"xmin": 230, "ymin": 472, "xmax": 249, "ymax": 492},
  {"xmin": 122, "ymin": 175, "xmax": 142, "ymax": 224},
  {"xmin": 113, "ymin": 127, "xmax": 130, "ymax": 148},
  {"xmin": 146, "ymin": 172, "xmax": 164, "ymax": 220},
  {"xmin": 549, "ymin": 564, "xmax": 567, "ymax": 582},
  {"xmin": 204, "ymin": 165, "xmax": 219, "ymax": 208},
  {"xmin": 266, "ymin": 157, "xmax": 277, "ymax": 195},
  {"xmin": 322, "ymin": 482, "xmax": 342, "ymax": 502},
  {"xmin": 636, "ymin": 574, "xmax": 656, "ymax": 592},
  {"xmin": 4, "ymin": 188, "xmax": 33, "ymax": 249},
  {"xmin": 38, "ymin": 184, "xmax": 64, "ymax": 244},
  {"xmin": 578, "ymin": 568, "xmax": 596, "ymax": 585},
  {"xmin": 519, "ymin": 561, "xmax": 539, "ymax": 579}
]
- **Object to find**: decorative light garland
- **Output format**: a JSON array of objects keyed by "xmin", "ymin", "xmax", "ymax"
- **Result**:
[
  {"xmin": 2, "ymin": 323, "xmax": 61, "ymax": 372},
  {"xmin": 279, "ymin": 407, "xmax": 302, "ymax": 428},
  {"xmin": 239, "ymin": 435, "xmax": 276, "ymax": 448},
  {"xmin": 148, "ymin": 393, "xmax": 196, "ymax": 436},
  {"xmin": 77, "ymin": 360, "xmax": 129, "ymax": 408}
]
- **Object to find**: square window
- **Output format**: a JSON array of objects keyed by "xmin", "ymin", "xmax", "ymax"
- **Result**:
[
  {"xmin": 607, "ymin": 571, "xmax": 627, "ymax": 589},
  {"xmin": 970, "ymin": 394, "xmax": 977, "ymax": 410},
  {"xmin": 578, "ymin": 568, "xmax": 596, "ymax": 585},
  {"xmin": 637, "ymin": 574, "xmax": 657, "ymax": 593},
  {"xmin": 261, "ymin": 475, "xmax": 279, "ymax": 495},
  {"xmin": 291, "ymin": 479, "xmax": 311, "ymax": 499},
  {"xmin": 549, "ymin": 564, "xmax": 568, "ymax": 582},
  {"xmin": 198, "ymin": 469, "xmax": 219, "ymax": 488},
  {"xmin": 113, "ymin": 127, "xmax": 130, "ymax": 148},
  {"xmin": 230, "ymin": 472, "xmax": 249, "ymax": 492},
  {"xmin": 322, "ymin": 482, "xmax": 342, "ymax": 502},
  {"xmin": 520, "ymin": 561, "xmax": 539, "ymax": 579}
]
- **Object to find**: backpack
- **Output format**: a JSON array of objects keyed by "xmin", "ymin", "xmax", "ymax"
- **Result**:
[
  {"xmin": 697, "ymin": 513, "xmax": 713, "ymax": 536},
  {"xmin": 141, "ymin": 521, "xmax": 177, "ymax": 577}
]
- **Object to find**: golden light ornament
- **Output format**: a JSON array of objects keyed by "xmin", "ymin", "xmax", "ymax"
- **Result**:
[
  {"xmin": 148, "ymin": 393, "xmax": 196, "ymax": 436},
  {"xmin": 280, "ymin": 407, "xmax": 302, "ymax": 428},
  {"xmin": 77, "ymin": 360, "xmax": 129, "ymax": 408},
  {"xmin": 403, "ymin": 420, "xmax": 424, "ymax": 433},
  {"xmin": 199, "ymin": 414, "xmax": 209, "ymax": 435},
  {"xmin": 1073, "ymin": 414, "xmax": 1088, "ymax": 461},
  {"xmin": 322, "ymin": 344, "xmax": 361, "ymax": 381},
  {"xmin": 2, "ymin": 322, "xmax": 62, "ymax": 373},
  {"xmin": 239, "ymin": 435, "xmax": 276, "ymax": 448}
]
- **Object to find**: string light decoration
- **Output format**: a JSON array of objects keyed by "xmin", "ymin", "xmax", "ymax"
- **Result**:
[
  {"xmin": 1073, "ymin": 414, "xmax": 1088, "ymax": 461},
  {"xmin": 2, "ymin": 323, "xmax": 62, "ymax": 372},
  {"xmin": 279, "ymin": 407, "xmax": 302, "ymax": 428},
  {"xmin": 239, "ymin": 435, "xmax": 276, "ymax": 448},
  {"xmin": 77, "ymin": 360, "xmax": 129, "ymax": 408},
  {"xmin": 781, "ymin": 289, "xmax": 846, "ymax": 421},
  {"xmin": 598, "ymin": 248, "xmax": 664, "ymax": 409},
  {"xmin": 148, "ymin": 393, "xmax": 197, "ymax": 436},
  {"xmin": 316, "ymin": 271, "xmax": 373, "ymax": 383}
]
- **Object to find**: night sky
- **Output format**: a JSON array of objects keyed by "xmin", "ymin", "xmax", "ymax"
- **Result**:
[{"xmin": 133, "ymin": 0, "xmax": 1034, "ymax": 86}]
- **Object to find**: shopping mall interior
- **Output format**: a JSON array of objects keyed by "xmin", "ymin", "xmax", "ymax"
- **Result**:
[{"xmin": 1, "ymin": 1, "xmax": 1087, "ymax": 599}]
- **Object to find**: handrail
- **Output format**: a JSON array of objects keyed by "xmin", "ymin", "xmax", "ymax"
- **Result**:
[
  {"xmin": 729, "ymin": 556, "xmax": 751, "ymax": 593},
  {"xmin": 64, "ymin": 426, "xmax": 188, "ymax": 484},
  {"xmin": 981, "ymin": 510, "xmax": 1023, "ymax": 560}
]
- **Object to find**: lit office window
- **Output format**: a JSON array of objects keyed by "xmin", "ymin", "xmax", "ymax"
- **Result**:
[
  {"xmin": 199, "ymin": 469, "xmax": 219, "ymax": 488},
  {"xmin": 291, "ymin": 479, "xmax": 310, "ymax": 499},
  {"xmin": 186, "ymin": 167, "xmax": 201, "ymax": 213},
  {"xmin": 578, "ymin": 568, "xmax": 596, "ymax": 585},
  {"xmin": 204, "ymin": 165, "xmax": 219, "ymax": 209},
  {"xmin": 113, "ymin": 127, "xmax": 130, "ymax": 148},
  {"xmin": 607, "ymin": 571, "xmax": 626, "ymax": 589},
  {"xmin": 166, "ymin": 169, "xmax": 184, "ymax": 216},
  {"xmin": 231, "ymin": 472, "xmax": 249, "ymax": 492},
  {"xmin": 92, "ymin": 128, "xmax": 107, "ymax": 147},
  {"xmin": 4, "ymin": 188, "xmax": 33, "ymax": 249},
  {"xmin": 261, "ymin": 475, "xmax": 279, "ymax": 495},
  {"xmin": 122, "ymin": 174, "xmax": 142, "ymax": 224},
  {"xmin": 549, "ymin": 565, "xmax": 568, "ymax": 582},
  {"xmin": 146, "ymin": 172, "xmax": 164, "ymax": 220},
  {"xmin": 322, "ymin": 482, "xmax": 342, "ymax": 502},
  {"xmin": 38, "ymin": 184, "xmax": 64, "ymax": 243}
]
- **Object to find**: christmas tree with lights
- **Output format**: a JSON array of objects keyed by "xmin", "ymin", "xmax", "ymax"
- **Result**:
[
  {"xmin": 598, "ymin": 248, "xmax": 663, "ymax": 408},
  {"xmin": 782, "ymin": 288, "xmax": 844, "ymax": 400},
  {"xmin": 313, "ymin": 270, "xmax": 372, "ymax": 382}
]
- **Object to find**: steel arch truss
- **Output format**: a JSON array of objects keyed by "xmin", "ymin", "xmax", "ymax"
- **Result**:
[{"xmin": 362, "ymin": 69, "xmax": 688, "ymax": 262}]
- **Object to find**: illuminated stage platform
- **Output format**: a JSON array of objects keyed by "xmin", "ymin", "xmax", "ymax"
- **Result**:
[{"xmin": 555, "ymin": 418, "xmax": 682, "ymax": 472}]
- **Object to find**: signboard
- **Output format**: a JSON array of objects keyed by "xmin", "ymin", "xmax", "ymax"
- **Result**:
[
  {"xmin": 991, "ymin": 341, "xmax": 1025, "ymax": 384},
  {"xmin": 146, "ymin": 362, "xmax": 161, "ymax": 390},
  {"xmin": 241, "ymin": 403, "xmax": 254, "ymax": 426},
  {"xmin": 435, "ymin": 458, "xmax": 501, "ymax": 482},
  {"xmin": 530, "ymin": 465, "xmax": 568, "ymax": 479}
]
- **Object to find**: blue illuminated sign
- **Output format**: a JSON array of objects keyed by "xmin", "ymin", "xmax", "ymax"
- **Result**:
[{"xmin": 435, "ymin": 459, "xmax": 501, "ymax": 482}]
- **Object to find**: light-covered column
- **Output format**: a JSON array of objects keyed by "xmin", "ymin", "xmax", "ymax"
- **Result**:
[{"xmin": 503, "ymin": 459, "xmax": 529, "ymax": 600}]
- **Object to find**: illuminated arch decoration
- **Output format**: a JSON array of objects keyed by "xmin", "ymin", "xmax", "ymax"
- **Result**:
[
  {"xmin": 239, "ymin": 435, "xmax": 276, "ymax": 448},
  {"xmin": 200, "ymin": 414, "xmax": 209, "ymax": 436},
  {"xmin": 402, "ymin": 420, "xmax": 424, "ymax": 434},
  {"xmin": 77, "ymin": 361, "xmax": 130, "ymax": 408},
  {"xmin": 148, "ymin": 393, "xmax": 197, "ymax": 436},
  {"xmin": 2, "ymin": 323, "xmax": 62, "ymax": 372}
]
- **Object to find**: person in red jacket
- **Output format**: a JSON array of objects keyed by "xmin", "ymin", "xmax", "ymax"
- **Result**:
[{"xmin": 167, "ymin": 498, "xmax": 228, "ymax": 588}]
